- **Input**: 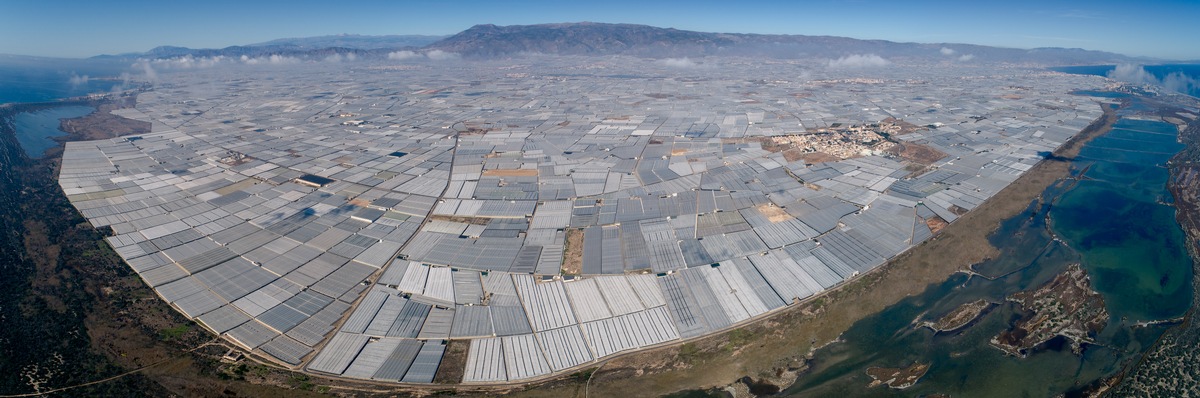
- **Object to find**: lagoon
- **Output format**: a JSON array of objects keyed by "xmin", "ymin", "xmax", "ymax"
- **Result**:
[
  {"xmin": 11, "ymin": 106, "xmax": 93, "ymax": 158},
  {"xmin": 783, "ymin": 118, "xmax": 1192, "ymax": 396}
]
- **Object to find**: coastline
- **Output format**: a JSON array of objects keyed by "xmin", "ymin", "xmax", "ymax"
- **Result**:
[
  {"xmin": 473, "ymin": 101, "xmax": 1123, "ymax": 397},
  {"xmin": 0, "ymin": 91, "xmax": 1133, "ymax": 397},
  {"xmin": 0, "ymin": 95, "xmax": 321, "ymax": 397},
  {"xmin": 1108, "ymin": 99, "xmax": 1200, "ymax": 394}
]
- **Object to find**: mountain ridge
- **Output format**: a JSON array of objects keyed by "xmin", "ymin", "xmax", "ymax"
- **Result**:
[
  {"xmin": 425, "ymin": 22, "xmax": 1146, "ymax": 64},
  {"xmin": 92, "ymin": 22, "xmax": 1155, "ymax": 65}
]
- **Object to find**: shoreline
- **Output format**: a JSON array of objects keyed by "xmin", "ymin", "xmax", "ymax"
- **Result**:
[
  {"xmin": 0, "ymin": 92, "xmax": 146, "ymax": 169},
  {"xmin": 468, "ymin": 100, "xmax": 1123, "ymax": 397},
  {"xmin": 1107, "ymin": 94, "xmax": 1200, "ymax": 394},
  {"xmin": 211, "ymin": 98, "xmax": 1124, "ymax": 396},
  {"xmin": 270, "ymin": 99, "xmax": 1123, "ymax": 395},
  {"xmin": 0, "ymin": 91, "xmax": 1130, "ymax": 396}
]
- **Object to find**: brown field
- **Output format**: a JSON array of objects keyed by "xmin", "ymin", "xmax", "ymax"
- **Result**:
[
  {"xmin": 798, "ymin": 152, "xmax": 841, "ymax": 164},
  {"xmin": 925, "ymin": 216, "xmax": 948, "ymax": 234},
  {"xmin": 757, "ymin": 203, "xmax": 794, "ymax": 223},
  {"xmin": 887, "ymin": 141, "xmax": 948, "ymax": 165},
  {"xmin": 434, "ymin": 340, "xmax": 470, "ymax": 384},
  {"xmin": 216, "ymin": 178, "xmax": 260, "ymax": 196},
  {"xmin": 561, "ymin": 229, "xmax": 584, "ymax": 276},
  {"xmin": 881, "ymin": 117, "xmax": 926, "ymax": 135}
]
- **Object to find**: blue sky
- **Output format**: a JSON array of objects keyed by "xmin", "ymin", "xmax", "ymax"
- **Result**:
[{"xmin": 1, "ymin": 0, "xmax": 1197, "ymax": 60}]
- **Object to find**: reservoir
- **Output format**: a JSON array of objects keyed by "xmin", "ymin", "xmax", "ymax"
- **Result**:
[
  {"xmin": 783, "ymin": 117, "xmax": 1192, "ymax": 397},
  {"xmin": 11, "ymin": 105, "xmax": 93, "ymax": 158}
]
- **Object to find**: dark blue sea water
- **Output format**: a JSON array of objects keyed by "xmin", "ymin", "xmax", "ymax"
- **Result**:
[
  {"xmin": 783, "ymin": 117, "xmax": 1191, "ymax": 397},
  {"xmin": 0, "ymin": 56, "xmax": 130, "ymax": 105},
  {"xmin": 1053, "ymin": 64, "xmax": 1200, "ymax": 97},
  {"xmin": 1, "ymin": 56, "xmax": 131, "ymax": 158}
]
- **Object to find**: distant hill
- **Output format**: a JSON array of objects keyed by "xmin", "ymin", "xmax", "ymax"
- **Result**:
[
  {"xmin": 425, "ymin": 22, "xmax": 1147, "ymax": 64},
  {"xmin": 97, "ymin": 22, "xmax": 1151, "ymax": 66},
  {"xmin": 92, "ymin": 44, "xmax": 368, "ymax": 61},
  {"xmin": 91, "ymin": 34, "xmax": 443, "ymax": 61},
  {"xmin": 247, "ymin": 34, "xmax": 446, "ymax": 50}
]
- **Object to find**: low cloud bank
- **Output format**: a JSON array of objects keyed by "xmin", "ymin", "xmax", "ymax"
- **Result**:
[
  {"xmin": 658, "ymin": 57, "xmax": 699, "ymax": 68},
  {"xmin": 387, "ymin": 50, "xmax": 461, "ymax": 61},
  {"xmin": 1108, "ymin": 64, "xmax": 1198, "ymax": 95},
  {"xmin": 827, "ymin": 54, "xmax": 890, "ymax": 68},
  {"xmin": 69, "ymin": 74, "xmax": 89, "ymax": 86}
]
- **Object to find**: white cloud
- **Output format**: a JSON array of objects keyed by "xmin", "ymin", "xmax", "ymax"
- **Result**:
[
  {"xmin": 150, "ymin": 55, "xmax": 226, "ymax": 69},
  {"xmin": 388, "ymin": 50, "xmax": 422, "ymax": 60},
  {"xmin": 957, "ymin": 54, "xmax": 975, "ymax": 62},
  {"xmin": 132, "ymin": 60, "xmax": 158, "ymax": 82},
  {"xmin": 940, "ymin": 47, "xmax": 955, "ymax": 56},
  {"xmin": 657, "ymin": 57, "xmax": 698, "ymax": 68},
  {"xmin": 323, "ymin": 53, "xmax": 357, "ymax": 63},
  {"xmin": 827, "ymin": 54, "xmax": 891, "ymax": 68},
  {"xmin": 1107, "ymin": 64, "xmax": 1157, "ymax": 85},
  {"xmin": 69, "ymin": 74, "xmax": 89, "ymax": 86},
  {"xmin": 132, "ymin": 56, "xmax": 226, "ymax": 84},
  {"xmin": 240, "ymin": 54, "xmax": 299, "ymax": 65},
  {"xmin": 1108, "ymin": 65, "xmax": 1197, "ymax": 95},
  {"xmin": 1163, "ymin": 72, "xmax": 1198, "ymax": 94},
  {"xmin": 425, "ymin": 50, "xmax": 460, "ymax": 61}
]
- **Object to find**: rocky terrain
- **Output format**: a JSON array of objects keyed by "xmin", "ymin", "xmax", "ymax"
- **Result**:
[{"xmin": 991, "ymin": 264, "xmax": 1108, "ymax": 357}]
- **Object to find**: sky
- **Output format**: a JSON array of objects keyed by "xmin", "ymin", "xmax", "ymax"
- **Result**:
[{"xmin": 1, "ymin": 0, "xmax": 1198, "ymax": 60}]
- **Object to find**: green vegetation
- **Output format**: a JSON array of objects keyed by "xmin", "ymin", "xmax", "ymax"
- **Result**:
[
  {"xmin": 678, "ymin": 342, "xmax": 701, "ymax": 363},
  {"xmin": 289, "ymin": 373, "xmax": 315, "ymax": 391},
  {"xmin": 225, "ymin": 363, "xmax": 249, "ymax": 380},
  {"xmin": 158, "ymin": 324, "xmax": 190, "ymax": 341},
  {"xmin": 727, "ymin": 328, "xmax": 753, "ymax": 349},
  {"xmin": 571, "ymin": 367, "xmax": 596, "ymax": 382},
  {"xmin": 0, "ymin": 103, "xmax": 169, "ymax": 395}
]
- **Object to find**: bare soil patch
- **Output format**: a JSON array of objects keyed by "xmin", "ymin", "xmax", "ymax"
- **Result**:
[
  {"xmin": 482, "ymin": 169, "xmax": 539, "ymax": 177},
  {"xmin": 756, "ymin": 203, "xmax": 794, "ymax": 223},
  {"xmin": 434, "ymin": 340, "xmax": 470, "ymax": 384},
  {"xmin": 887, "ymin": 141, "xmax": 947, "ymax": 165},
  {"xmin": 561, "ymin": 229, "xmax": 584, "ymax": 276}
]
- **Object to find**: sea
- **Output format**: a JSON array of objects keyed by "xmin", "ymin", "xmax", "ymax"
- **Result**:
[
  {"xmin": 782, "ymin": 102, "xmax": 1192, "ymax": 396},
  {"xmin": 2, "ymin": 54, "xmax": 1197, "ymax": 396},
  {"xmin": 0, "ymin": 55, "xmax": 130, "ymax": 158},
  {"xmin": 1053, "ymin": 64, "xmax": 1200, "ymax": 98},
  {"xmin": 0, "ymin": 55, "xmax": 130, "ymax": 105}
]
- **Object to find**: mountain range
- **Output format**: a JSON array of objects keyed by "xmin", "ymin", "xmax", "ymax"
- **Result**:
[{"xmin": 93, "ymin": 22, "xmax": 1151, "ymax": 65}]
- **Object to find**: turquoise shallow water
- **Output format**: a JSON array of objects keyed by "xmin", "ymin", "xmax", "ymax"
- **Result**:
[
  {"xmin": 11, "ymin": 105, "xmax": 94, "ymax": 158},
  {"xmin": 1054, "ymin": 119, "xmax": 1190, "ymax": 322},
  {"xmin": 781, "ymin": 118, "xmax": 1192, "ymax": 397}
]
